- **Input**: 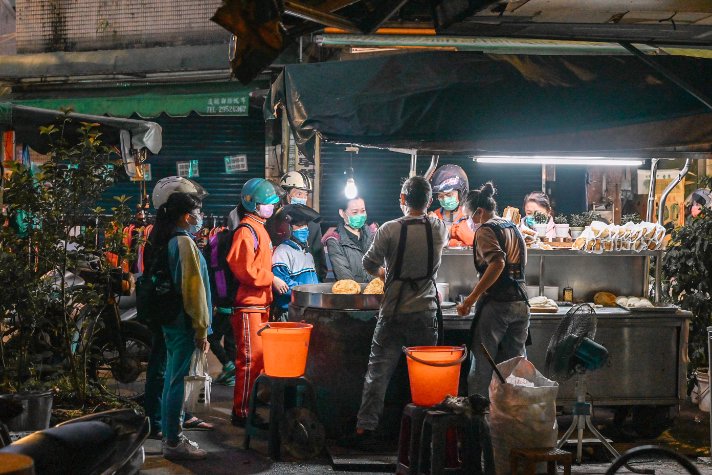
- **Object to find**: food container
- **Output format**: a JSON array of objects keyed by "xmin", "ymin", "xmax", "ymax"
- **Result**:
[{"xmin": 436, "ymin": 282, "xmax": 450, "ymax": 303}]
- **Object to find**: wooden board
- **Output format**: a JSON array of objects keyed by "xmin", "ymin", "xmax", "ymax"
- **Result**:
[{"xmin": 530, "ymin": 306, "xmax": 559, "ymax": 313}]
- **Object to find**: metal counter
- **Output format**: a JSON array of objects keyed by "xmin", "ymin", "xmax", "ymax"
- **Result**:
[
  {"xmin": 443, "ymin": 307, "xmax": 691, "ymax": 406},
  {"xmin": 438, "ymin": 248, "xmax": 659, "ymax": 302}
]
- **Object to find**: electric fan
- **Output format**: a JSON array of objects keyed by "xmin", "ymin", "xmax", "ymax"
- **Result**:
[{"xmin": 545, "ymin": 304, "xmax": 619, "ymax": 464}]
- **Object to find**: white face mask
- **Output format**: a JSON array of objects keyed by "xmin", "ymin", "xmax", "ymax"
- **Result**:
[
  {"xmin": 400, "ymin": 203, "xmax": 409, "ymax": 216},
  {"xmin": 467, "ymin": 217, "xmax": 481, "ymax": 233}
]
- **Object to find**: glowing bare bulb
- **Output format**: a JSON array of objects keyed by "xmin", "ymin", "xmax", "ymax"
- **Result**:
[{"xmin": 344, "ymin": 178, "xmax": 358, "ymax": 199}]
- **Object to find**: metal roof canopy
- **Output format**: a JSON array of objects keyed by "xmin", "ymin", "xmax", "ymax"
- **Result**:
[
  {"xmin": 266, "ymin": 51, "xmax": 712, "ymax": 160},
  {"xmin": 0, "ymin": 102, "xmax": 162, "ymax": 155}
]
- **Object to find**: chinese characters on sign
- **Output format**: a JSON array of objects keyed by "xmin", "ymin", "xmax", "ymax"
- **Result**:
[
  {"xmin": 205, "ymin": 95, "xmax": 249, "ymax": 115},
  {"xmin": 177, "ymin": 160, "xmax": 199, "ymax": 178},
  {"xmin": 224, "ymin": 154, "xmax": 248, "ymax": 174}
]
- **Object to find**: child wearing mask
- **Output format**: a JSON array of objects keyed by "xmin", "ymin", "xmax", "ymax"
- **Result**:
[{"xmin": 269, "ymin": 205, "xmax": 321, "ymax": 321}]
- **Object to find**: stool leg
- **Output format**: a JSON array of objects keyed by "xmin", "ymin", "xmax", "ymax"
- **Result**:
[
  {"xmin": 430, "ymin": 425, "xmax": 446, "ymax": 475},
  {"xmin": 268, "ymin": 380, "xmax": 285, "ymax": 460},
  {"xmin": 524, "ymin": 460, "xmax": 536, "ymax": 475},
  {"xmin": 547, "ymin": 461, "xmax": 556, "ymax": 475},
  {"xmin": 563, "ymin": 461, "xmax": 571, "ymax": 475},
  {"xmin": 510, "ymin": 456, "xmax": 518, "ymax": 475},
  {"xmin": 243, "ymin": 375, "xmax": 262, "ymax": 450}
]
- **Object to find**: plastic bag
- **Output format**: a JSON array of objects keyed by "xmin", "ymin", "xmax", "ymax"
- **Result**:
[
  {"xmin": 488, "ymin": 356, "xmax": 559, "ymax": 475},
  {"xmin": 184, "ymin": 349, "xmax": 212, "ymax": 414}
]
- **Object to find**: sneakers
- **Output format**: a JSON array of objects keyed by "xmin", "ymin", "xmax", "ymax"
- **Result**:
[
  {"xmin": 162, "ymin": 435, "xmax": 207, "ymax": 460},
  {"xmin": 214, "ymin": 362, "xmax": 236, "ymax": 386}
]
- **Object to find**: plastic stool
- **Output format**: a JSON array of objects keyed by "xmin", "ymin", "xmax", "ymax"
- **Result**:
[
  {"xmin": 417, "ymin": 410, "xmax": 477, "ymax": 475},
  {"xmin": 243, "ymin": 374, "xmax": 317, "ymax": 460},
  {"xmin": 509, "ymin": 447, "xmax": 572, "ymax": 475},
  {"xmin": 396, "ymin": 404, "xmax": 430, "ymax": 475}
]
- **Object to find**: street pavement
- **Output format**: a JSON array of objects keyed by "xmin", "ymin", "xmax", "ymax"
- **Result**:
[{"xmin": 140, "ymin": 362, "xmax": 712, "ymax": 475}]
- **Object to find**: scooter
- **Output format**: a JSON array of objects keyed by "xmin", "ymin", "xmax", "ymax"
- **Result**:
[{"xmin": 0, "ymin": 407, "xmax": 149, "ymax": 475}]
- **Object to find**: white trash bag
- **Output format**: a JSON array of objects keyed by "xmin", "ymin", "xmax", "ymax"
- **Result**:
[
  {"xmin": 488, "ymin": 356, "xmax": 559, "ymax": 475},
  {"xmin": 184, "ymin": 349, "xmax": 212, "ymax": 415}
]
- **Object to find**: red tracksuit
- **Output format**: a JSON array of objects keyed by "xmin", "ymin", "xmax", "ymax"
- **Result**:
[{"xmin": 227, "ymin": 213, "xmax": 274, "ymax": 417}]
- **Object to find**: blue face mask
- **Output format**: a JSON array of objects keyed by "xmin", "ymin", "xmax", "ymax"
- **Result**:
[
  {"xmin": 188, "ymin": 215, "xmax": 203, "ymax": 235},
  {"xmin": 292, "ymin": 227, "xmax": 309, "ymax": 243},
  {"xmin": 291, "ymin": 197, "xmax": 307, "ymax": 206}
]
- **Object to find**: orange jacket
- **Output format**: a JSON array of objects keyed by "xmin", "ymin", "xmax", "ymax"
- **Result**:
[
  {"xmin": 433, "ymin": 207, "xmax": 475, "ymax": 247},
  {"xmin": 227, "ymin": 214, "xmax": 274, "ymax": 310}
]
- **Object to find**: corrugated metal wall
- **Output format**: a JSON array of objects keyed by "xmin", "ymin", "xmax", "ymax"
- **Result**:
[
  {"xmin": 16, "ymin": 0, "xmax": 226, "ymax": 53},
  {"xmin": 102, "ymin": 112, "xmax": 265, "ymax": 218},
  {"xmin": 318, "ymin": 143, "xmax": 544, "ymax": 227}
]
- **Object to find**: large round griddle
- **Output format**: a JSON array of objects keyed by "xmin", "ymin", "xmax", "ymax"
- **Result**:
[{"xmin": 291, "ymin": 283, "xmax": 383, "ymax": 310}]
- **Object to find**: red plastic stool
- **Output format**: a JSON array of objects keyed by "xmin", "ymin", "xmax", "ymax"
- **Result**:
[{"xmin": 396, "ymin": 404, "xmax": 430, "ymax": 475}]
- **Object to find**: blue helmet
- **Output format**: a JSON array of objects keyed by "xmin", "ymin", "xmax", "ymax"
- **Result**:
[{"xmin": 241, "ymin": 178, "xmax": 280, "ymax": 212}]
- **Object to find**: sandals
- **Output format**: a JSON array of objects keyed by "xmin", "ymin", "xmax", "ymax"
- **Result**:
[{"xmin": 183, "ymin": 417, "xmax": 214, "ymax": 431}]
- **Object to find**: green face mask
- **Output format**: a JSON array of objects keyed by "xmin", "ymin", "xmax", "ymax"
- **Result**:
[
  {"xmin": 347, "ymin": 213, "xmax": 367, "ymax": 229},
  {"xmin": 439, "ymin": 196, "xmax": 460, "ymax": 211}
]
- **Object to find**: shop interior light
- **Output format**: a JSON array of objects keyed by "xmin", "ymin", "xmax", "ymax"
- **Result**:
[
  {"xmin": 474, "ymin": 155, "xmax": 644, "ymax": 166},
  {"xmin": 344, "ymin": 146, "xmax": 359, "ymax": 199}
]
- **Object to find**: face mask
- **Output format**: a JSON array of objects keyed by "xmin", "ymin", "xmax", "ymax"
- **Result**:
[
  {"xmin": 291, "ymin": 197, "xmax": 307, "ymax": 206},
  {"xmin": 524, "ymin": 216, "xmax": 536, "ymax": 228},
  {"xmin": 188, "ymin": 215, "xmax": 203, "ymax": 235},
  {"xmin": 347, "ymin": 213, "xmax": 367, "ymax": 229},
  {"xmin": 401, "ymin": 203, "xmax": 409, "ymax": 216},
  {"xmin": 439, "ymin": 196, "xmax": 459, "ymax": 211},
  {"xmin": 257, "ymin": 204, "xmax": 274, "ymax": 219},
  {"xmin": 292, "ymin": 227, "xmax": 309, "ymax": 243},
  {"xmin": 467, "ymin": 217, "xmax": 480, "ymax": 233}
]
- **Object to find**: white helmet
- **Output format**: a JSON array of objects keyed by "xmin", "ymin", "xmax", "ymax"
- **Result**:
[
  {"xmin": 280, "ymin": 170, "xmax": 312, "ymax": 192},
  {"xmin": 152, "ymin": 176, "xmax": 208, "ymax": 209}
]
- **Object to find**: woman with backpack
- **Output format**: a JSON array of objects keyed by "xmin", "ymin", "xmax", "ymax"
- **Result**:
[
  {"xmin": 227, "ymin": 178, "xmax": 282, "ymax": 426},
  {"xmin": 142, "ymin": 190, "xmax": 212, "ymax": 460}
]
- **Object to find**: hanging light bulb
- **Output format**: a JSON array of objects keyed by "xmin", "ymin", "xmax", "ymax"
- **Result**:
[{"xmin": 344, "ymin": 167, "xmax": 358, "ymax": 199}]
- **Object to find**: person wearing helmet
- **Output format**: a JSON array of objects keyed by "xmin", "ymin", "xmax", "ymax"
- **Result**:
[
  {"xmin": 226, "ymin": 178, "xmax": 281, "ymax": 427},
  {"xmin": 152, "ymin": 176, "xmax": 209, "ymax": 210},
  {"xmin": 268, "ymin": 204, "xmax": 321, "ymax": 320},
  {"xmin": 279, "ymin": 170, "xmax": 328, "ymax": 282},
  {"xmin": 429, "ymin": 164, "xmax": 475, "ymax": 247},
  {"xmin": 686, "ymin": 188, "xmax": 711, "ymax": 223}
]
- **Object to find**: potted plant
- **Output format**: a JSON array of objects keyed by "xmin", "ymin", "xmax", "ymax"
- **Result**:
[
  {"xmin": 553, "ymin": 214, "xmax": 570, "ymax": 238},
  {"xmin": 568, "ymin": 213, "xmax": 586, "ymax": 238},
  {"xmin": 622, "ymin": 212, "xmax": 643, "ymax": 224},
  {"xmin": 0, "ymin": 117, "xmax": 135, "ymax": 429},
  {"xmin": 532, "ymin": 211, "xmax": 549, "ymax": 237},
  {"xmin": 662, "ymin": 178, "xmax": 712, "ymax": 393}
]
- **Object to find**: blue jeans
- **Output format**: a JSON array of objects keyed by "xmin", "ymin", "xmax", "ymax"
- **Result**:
[
  {"xmin": 356, "ymin": 311, "xmax": 438, "ymax": 431},
  {"xmin": 468, "ymin": 300, "xmax": 529, "ymax": 397},
  {"xmin": 161, "ymin": 324, "xmax": 195, "ymax": 443}
]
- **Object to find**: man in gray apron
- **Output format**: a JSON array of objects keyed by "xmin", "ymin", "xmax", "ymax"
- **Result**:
[{"xmin": 340, "ymin": 176, "xmax": 448, "ymax": 448}]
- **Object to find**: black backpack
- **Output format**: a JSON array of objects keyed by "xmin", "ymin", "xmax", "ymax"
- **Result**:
[
  {"xmin": 136, "ymin": 238, "xmax": 182, "ymax": 327},
  {"xmin": 203, "ymin": 223, "xmax": 258, "ymax": 309}
]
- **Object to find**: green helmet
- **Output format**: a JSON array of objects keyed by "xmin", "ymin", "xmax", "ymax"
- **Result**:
[{"xmin": 241, "ymin": 178, "xmax": 280, "ymax": 212}]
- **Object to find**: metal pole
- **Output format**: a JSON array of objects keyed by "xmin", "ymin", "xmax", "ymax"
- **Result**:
[
  {"xmin": 280, "ymin": 105, "xmax": 290, "ymax": 175},
  {"xmin": 708, "ymin": 326, "xmax": 712, "ymax": 461},
  {"xmin": 646, "ymin": 158, "xmax": 660, "ymax": 222},
  {"xmin": 313, "ymin": 135, "xmax": 321, "ymax": 213}
]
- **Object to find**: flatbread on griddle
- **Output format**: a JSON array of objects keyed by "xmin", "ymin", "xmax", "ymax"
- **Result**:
[{"xmin": 332, "ymin": 279, "xmax": 361, "ymax": 295}]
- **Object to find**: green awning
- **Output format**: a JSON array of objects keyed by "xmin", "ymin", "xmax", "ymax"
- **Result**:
[{"xmin": 14, "ymin": 83, "xmax": 254, "ymax": 118}]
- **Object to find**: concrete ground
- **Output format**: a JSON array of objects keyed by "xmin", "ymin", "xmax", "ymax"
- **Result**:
[{"xmin": 140, "ymin": 361, "xmax": 712, "ymax": 475}]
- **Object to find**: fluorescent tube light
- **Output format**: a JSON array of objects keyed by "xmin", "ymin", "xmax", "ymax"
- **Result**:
[{"xmin": 474, "ymin": 155, "xmax": 644, "ymax": 166}]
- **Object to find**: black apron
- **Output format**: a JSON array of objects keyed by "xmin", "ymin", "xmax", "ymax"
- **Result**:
[
  {"xmin": 470, "ymin": 220, "xmax": 530, "ymax": 345},
  {"xmin": 386, "ymin": 216, "xmax": 444, "ymax": 345}
]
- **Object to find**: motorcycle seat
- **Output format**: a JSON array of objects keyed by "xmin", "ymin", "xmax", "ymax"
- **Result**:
[{"xmin": 0, "ymin": 420, "xmax": 118, "ymax": 475}]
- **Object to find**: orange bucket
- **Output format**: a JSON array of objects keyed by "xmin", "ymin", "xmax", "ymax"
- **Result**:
[
  {"xmin": 258, "ymin": 322, "xmax": 313, "ymax": 377},
  {"xmin": 403, "ymin": 346, "xmax": 468, "ymax": 406}
]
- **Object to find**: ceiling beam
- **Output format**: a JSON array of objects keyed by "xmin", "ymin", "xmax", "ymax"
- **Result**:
[{"xmin": 284, "ymin": 1, "xmax": 362, "ymax": 33}]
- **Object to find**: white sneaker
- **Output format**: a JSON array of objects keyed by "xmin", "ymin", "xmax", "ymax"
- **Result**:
[{"xmin": 162, "ymin": 435, "xmax": 207, "ymax": 460}]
